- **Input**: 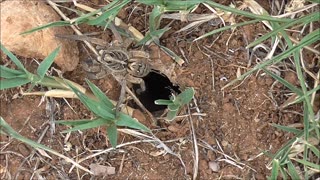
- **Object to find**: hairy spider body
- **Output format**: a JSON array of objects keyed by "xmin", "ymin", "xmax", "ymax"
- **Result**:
[{"xmin": 82, "ymin": 44, "xmax": 151, "ymax": 92}]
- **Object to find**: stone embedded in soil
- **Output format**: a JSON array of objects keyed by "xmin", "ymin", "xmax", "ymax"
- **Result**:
[
  {"xmin": 17, "ymin": 143, "xmax": 31, "ymax": 157},
  {"xmin": 221, "ymin": 140, "xmax": 229, "ymax": 147},
  {"xmin": 208, "ymin": 161, "xmax": 220, "ymax": 172},
  {"xmin": 284, "ymin": 71, "xmax": 299, "ymax": 86},
  {"xmin": 0, "ymin": 1, "xmax": 79, "ymax": 71},
  {"xmin": 89, "ymin": 163, "xmax": 116, "ymax": 176}
]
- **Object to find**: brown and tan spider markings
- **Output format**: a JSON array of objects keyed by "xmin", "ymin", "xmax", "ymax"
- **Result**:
[{"xmin": 82, "ymin": 40, "xmax": 151, "ymax": 92}]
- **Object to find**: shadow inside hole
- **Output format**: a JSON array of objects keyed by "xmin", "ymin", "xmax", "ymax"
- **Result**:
[{"xmin": 131, "ymin": 71, "xmax": 180, "ymax": 115}]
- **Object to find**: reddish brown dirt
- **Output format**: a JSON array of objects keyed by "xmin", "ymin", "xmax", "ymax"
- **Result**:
[{"xmin": 0, "ymin": 1, "xmax": 313, "ymax": 180}]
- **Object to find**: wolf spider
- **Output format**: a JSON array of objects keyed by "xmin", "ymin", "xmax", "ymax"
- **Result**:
[{"xmin": 82, "ymin": 39, "xmax": 151, "ymax": 93}]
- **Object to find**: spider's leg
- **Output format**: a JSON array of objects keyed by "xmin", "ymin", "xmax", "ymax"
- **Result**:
[
  {"xmin": 115, "ymin": 78, "xmax": 127, "ymax": 118},
  {"xmin": 126, "ymin": 75, "xmax": 146, "ymax": 94},
  {"xmin": 82, "ymin": 58, "xmax": 102, "ymax": 73},
  {"xmin": 86, "ymin": 68, "xmax": 107, "ymax": 79}
]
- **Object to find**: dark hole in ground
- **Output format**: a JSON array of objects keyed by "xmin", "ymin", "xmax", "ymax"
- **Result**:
[{"xmin": 131, "ymin": 71, "xmax": 180, "ymax": 115}]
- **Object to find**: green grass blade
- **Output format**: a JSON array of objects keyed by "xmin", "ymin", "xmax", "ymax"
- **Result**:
[
  {"xmin": 308, "ymin": 143, "xmax": 320, "ymax": 158},
  {"xmin": 37, "ymin": 76, "xmax": 69, "ymax": 90},
  {"xmin": 55, "ymin": 119, "xmax": 93, "ymax": 126},
  {"xmin": 246, "ymin": 12, "xmax": 319, "ymax": 48},
  {"xmin": 290, "ymin": 28, "xmax": 317, "ymax": 140},
  {"xmin": 20, "ymin": 21, "xmax": 70, "ymax": 35},
  {"xmin": 195, "ymin": 19, "xmax": 260, "ymax": 41},
  {"xmin": 261, "ymin": 149, "xmax": 276, "ymax": 159},
  {"xmin": 163, "ymin": 1, "xmax": 205, "ymax": 11},
  {"xmin": 205, "ymin": 1, "xmax": 291, "ymax": 23},
  {"xmin": 0, "ymin": 65, "xmax": 25, "ymax": 78},
  {"xmin": 62, "ymin": 118, "xmax": 108, "ymax": 133},
  {"xmin": 167, "ymin": 110, "xmax": 178, "ymax": 121},
  {"xmin": 116, "ymin": 114, "xmax": 150, "ymax": 132},
  {"xmin": 0, "ymin": 78, "xmax": 31, "ymax": 90},
  {"xmin": 71, "ymin": 6, "xmax": 106, "ymax": 24},
  {"xmin": 138, "ymin": 0, "xmax": 206, "ymax": 8},
  {"xmin": 168, "ymin": 104, "xmax": 180, "ymax": 111},
  {"xmin": 223, "ymin": 29, "xmax": 320, "ymax": 89},
  {"xmin": 37, "ymin": 47, "xmax": 61, "ymax": 79},
  {"xmin": 271, "ymin": 124, "xmax": 302, "ymax": 134},
  {"xmin": 158, "ymin": 44, "xmax": 185, "ymax": 65},
  {"xmin": 0, "ymin": 117, "xmax": 92, "ymax": 174},
  {"xmin": 175, "ymin": 87, "xmax": 194, "ymax": 105},
  {"xmin": 292, "ymin": 158, "xmax": 320, "ymax": 170},
  {"xmin": 269, "ymin": 159, "xmax": 280, "ymax": 180},
  {"xmin": 136, "ymin": 0, "xmax": 163, "ymax": 5},
  {"xmin": 287, "ymin": 160, "xmax": 300, "ymax": 180},
  {"xmin": 272, "ymin": 132, "xmax": 304, "ymax": 161},
  {"xmin": 276, "ymin": 17, "xmax": 318, "ymax": 138},
  {"xmin": 279, "ymin": 166, "xmax": 288, "ymax": 180},
  {"xmin": 106, "ymin": 124, "xmax": 118, "ymax": 148},
  {"xmin": 136, "ymin": 27, "xmax": 170, "ymax": 46},
  {"xmin": 86, "ymin": 0, "xmax": 130, "ymax": 25},
  {"xmin": 149, "ymin": 6, "xmax": 162, "ymax": 32},
  {"xmin": 154, "ymin": 99, "xmax": 173, "ymax": 105},
  {"xmin": 150, "ymin": 35, "xmax": 185, "ymax": 65},
  {"xmin": 85, "ymin": 79, "xmax": 114, "ymax": 108},
  {"xmin": 283, "ymin": 86, "xmax": 320, "ymax": 108},
  {"xmin": 0, "ymin": 43, "xmax": 28, "ymax": 73},
  {"xmin": 262, "ymin": 68, "xmax": 302, "ymax": 95},
  {"xmin": 67, "ymin": 83, "xmax": 115, "ymax": 119}
]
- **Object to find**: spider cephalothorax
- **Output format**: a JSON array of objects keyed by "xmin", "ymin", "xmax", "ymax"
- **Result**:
[{"xmin": 82, "ymin": 40, "xmax": 151, "ymax": 92}]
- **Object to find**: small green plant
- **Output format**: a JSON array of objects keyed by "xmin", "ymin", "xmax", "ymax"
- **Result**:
[
  {"xmin": 0, "ymin": 44, "xmax": 150, "ymax": 148},
  {"xmin": 56, "ymin": 79, "xmax": 150, "ymax": 147},
  {"xmin": 155, "ymin": 87, "xmax": 195, "ymax": 121},
  {"xmin": 0, "ymin": 43, "xmax": 61, "ymax": 90}
]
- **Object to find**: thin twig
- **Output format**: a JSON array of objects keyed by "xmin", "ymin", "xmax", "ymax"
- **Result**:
[
  {"xmin": 187, "ymin": 105, "xmax": 199, "ymax": 180},
  {"xmin": 119, "ymin": 153, "xmax": 125, "ymax": 174},
  {"xmin": 199, "ymin": 139, "xmax": 257, "ymax": 172}
]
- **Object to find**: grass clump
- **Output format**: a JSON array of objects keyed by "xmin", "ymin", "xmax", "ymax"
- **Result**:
[
  {"xmin": 0, "ymin": 44, "xmax": 150, "ymax": 148},
  {"xmin": 197, "ymin": 1, "xmax": 319, "ymax": 179},
  {"xmin": 57, "ymin": 79, "xmax": 150, "ymax": 147}
]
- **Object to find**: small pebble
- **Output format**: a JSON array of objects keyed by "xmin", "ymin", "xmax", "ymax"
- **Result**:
[
  {"xmin": 221, "ymin": 140, "xmax": 228, "ymax": 147},
  {"xmin": 208, "ymin": 161, "xmax": 220, "ymax": 172}
]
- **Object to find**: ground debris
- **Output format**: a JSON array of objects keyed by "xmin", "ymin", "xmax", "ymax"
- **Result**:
[{"xmin": 89, "ymin": 163, "xmax": 116, "ymax": 176}]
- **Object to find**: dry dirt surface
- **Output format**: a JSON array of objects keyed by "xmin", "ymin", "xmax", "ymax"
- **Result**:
[{"xmin": 1, "ymin": 0, "xmax": 318, "ymax": 180}]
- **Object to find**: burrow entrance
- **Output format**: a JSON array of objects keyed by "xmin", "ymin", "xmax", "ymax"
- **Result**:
[{"xmin": 132, "ymin": 71, "xmax": 180, "ymax": 115}]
